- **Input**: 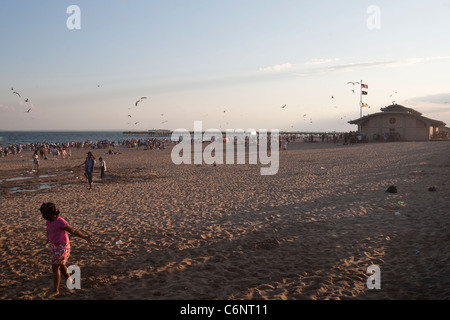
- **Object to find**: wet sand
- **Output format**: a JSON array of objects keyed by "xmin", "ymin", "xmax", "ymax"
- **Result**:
[{"xmin": 1, "ymin": 140, "xmax": 449, "ymax": 300}]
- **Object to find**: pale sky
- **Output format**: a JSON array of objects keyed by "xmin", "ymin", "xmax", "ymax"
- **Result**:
[{"xmin": 1, "ymin": 0, "xmax": 450, "ymax": 132}]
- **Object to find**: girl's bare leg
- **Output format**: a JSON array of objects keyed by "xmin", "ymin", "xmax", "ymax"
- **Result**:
[
  {"xmin": 49, "ymin": 264, "xmax": 61, "ymax": 298},
  {"xmin": 49, "ymin": 264, "xmax": 74, "ymax": 298},
  {"xmin": 60, "ymin": 265, "xmax": 70, "ymax": 280}
]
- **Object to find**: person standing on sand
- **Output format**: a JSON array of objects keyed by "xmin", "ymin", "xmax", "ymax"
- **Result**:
[
  {"xmin": 99, "ymin": 157, "xmax": 106, "ymax": 183},
  {"xmin": 32, "ymin": 150, "xmax": 39, "ymax": 172},
  {"xmin": 40, "ymin": 201, "xmax": 94, "ymax": 298},
  {"xmin": 282, "ymin": 139, "xmax": 288, "ymax": 153},
  {"xmin": 79, "ymin": 151, "xmax": 95, "ymax": 190}
]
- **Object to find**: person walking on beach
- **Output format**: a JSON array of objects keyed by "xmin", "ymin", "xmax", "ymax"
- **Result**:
[
  {"xmin": 32, "ymin": 150, "xmax": 39, "ymax": 172},
  {"xmin": 79, "ymin": 151, "xmax": 95, "ymax": 190},
  {"xmin": 282, "ymin": 139, "xmax": 288, "ymax": 154},
  {"xmin": 99, "ymin": 157, "xmax": 106, "ymax": 183},
  {"xmin": 40, "ymin": 201, "xmax": 94, "ymax": 298}
]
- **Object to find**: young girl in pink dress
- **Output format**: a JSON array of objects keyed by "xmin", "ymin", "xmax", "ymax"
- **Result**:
[{"xmin": 40, "ymin": 202, "xmax": 94, "ymax": 298}]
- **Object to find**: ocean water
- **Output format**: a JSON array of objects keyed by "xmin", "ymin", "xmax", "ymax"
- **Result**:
[{"xmin": 0, "ymin": 131, "xmax": 168, "ymax": 145}]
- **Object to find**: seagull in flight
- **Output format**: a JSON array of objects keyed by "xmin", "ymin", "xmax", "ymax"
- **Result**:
[
  {"xmin": 25, "ymin": 108, "xmax": 32, "ymax": 113},
  {"xmin": 281, "ymin": 104, "xmax": 286, "ymax": 108},
  {"xmin": 13, "ymin": 91, "xmax": 21, "ymax": 97},
  {"xmin": 347, "ymin": 81, "xmax": 360, "ymax": 85},
  {"xmin": 135, "ymin": 97, "xmax": 147, "ymax": 106}
]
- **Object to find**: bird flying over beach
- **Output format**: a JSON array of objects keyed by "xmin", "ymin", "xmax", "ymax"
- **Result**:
[
  {"xmin": 347, "ymin": 81, "xmax": 360, "ymax": 85},
  {"xmin": 25, "ymin": 108, "xmax": 32, "ymax": 113},
  {"xmin": 281, "ymin": 104, "xmax": 286, "ymax": 108},
  {"xmin": 135, "ymin": 97, "xmax": 147, "ymax": 106},
  {"xmin": 13, "ymin": 91, "xmax": 21, "ymax": 97}
]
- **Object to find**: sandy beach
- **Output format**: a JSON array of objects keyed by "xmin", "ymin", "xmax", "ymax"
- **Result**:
[{"xmin": 0, "ymin": 140, "xmax": 449, "ymax": 300}]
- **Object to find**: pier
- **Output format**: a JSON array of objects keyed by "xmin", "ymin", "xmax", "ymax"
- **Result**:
[{"xmin": 123, "ymin": 130, "xmax": 346, "ymax": 137}]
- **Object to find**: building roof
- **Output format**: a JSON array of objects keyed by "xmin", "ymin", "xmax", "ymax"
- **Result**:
[
  {"xmin": 348, "ymin": 104, "xmax": 446, "ymax": 127},
  {"xmin": 379, "ymin": 104, "xmax": 423, "ymax": 116}
]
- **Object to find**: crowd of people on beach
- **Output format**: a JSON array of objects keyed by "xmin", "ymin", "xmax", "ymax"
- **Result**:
[
  {"xmin": 6, "ymin": 129, "xmax": 436, "ymax": 158},
  {"xmin": 122, "ymin": 138, "xmax": 167, "ymax": 150},
  {"xmin": 273, "ymin": 131, "xmax": 368, "ymax": 147},
  {"xmin": 0, "ymin": 137, "xmax": 171, "ymax": 158}
]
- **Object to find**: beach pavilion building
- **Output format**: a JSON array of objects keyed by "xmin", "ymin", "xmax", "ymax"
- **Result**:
[{"xmin": 348, "ymin": 104, "xmax": 447, "ymax": 142}]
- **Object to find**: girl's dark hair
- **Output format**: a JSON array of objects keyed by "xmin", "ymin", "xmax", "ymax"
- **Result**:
[{"xmin": 40, "ymin": 202, "xmax": 60, "ymax": 219}]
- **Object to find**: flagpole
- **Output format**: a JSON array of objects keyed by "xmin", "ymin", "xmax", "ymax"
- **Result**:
[{"xmin": 360, "ymin": 79, "xmax": 363, "ymax": 118}]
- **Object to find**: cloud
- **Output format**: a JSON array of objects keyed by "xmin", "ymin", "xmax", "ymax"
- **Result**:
[
  {"xmin": 135, "ymin": 55, "xmax": 450, "ymax": 94},
  {"xmin": 290, "ymin": 60, "xmax": 391, "ymax": 76},
  {"xmin": 291, "ymin": 55, "xmax": 450, "ymax": 77},
  {"xmin": 383, "ymin": 56, "xmax": 450, "ymax": 68},
  {"xmin": 306, "ymin": 58, "xmax": 340, "ymax": 65},
  {"xmin": 407, "ymin": 93, "xmax": 450, "ymax": 105},
  {"xmin": 259, "ymin": 62, "xmax": 292, "ymax": 72}
]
